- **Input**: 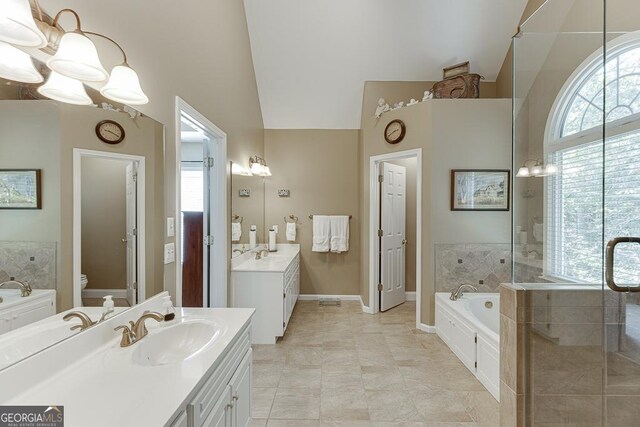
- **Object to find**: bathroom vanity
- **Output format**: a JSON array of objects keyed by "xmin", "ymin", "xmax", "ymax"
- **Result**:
[
  {"xmin": 0, "ymin": 293, "xmax": 254, "ymax": 427},
  {"xmin": 231, "ymin": 244, "xmax": 300, "ymax": 344},
  {"xmin": 0, "ymin": 289, "xmax": 55, "ymax": 335}
]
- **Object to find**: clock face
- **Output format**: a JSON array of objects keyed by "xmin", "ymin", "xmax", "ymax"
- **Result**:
[
  {"xmin": 384, "ymin": 119, "xmax": 406, "ymax": 144},
  {"xmin": 96, "ymin": 120, "xmax": 125, "ymax": 144}
]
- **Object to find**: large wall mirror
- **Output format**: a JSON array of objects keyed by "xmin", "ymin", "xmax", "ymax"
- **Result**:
[
  {"xmin": 0, "ymin": 78, "xmax": 165, "ymax": 370},
  {"xmin": 230, "ymin": 161, "xmax": 265, "ymax": 257}
]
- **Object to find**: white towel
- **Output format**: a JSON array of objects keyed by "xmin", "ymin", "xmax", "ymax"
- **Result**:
[
  {"xmin": 286, "ymin": 222, "xmax": 297, "ymax": 242},
  {"xmin": 330, "ymin": 216, "xmax": 349, "ymax": 253},
  {"xmin": 231, "ymin": 222, "xmax": 242, "ymax": 242},
  {"xmin": 312, "ymin": 215, "xmax": 331, "ymax": 252},
  {"xmin": 533, "ymin": 222, "xmax": 544, "ymax": 242}
]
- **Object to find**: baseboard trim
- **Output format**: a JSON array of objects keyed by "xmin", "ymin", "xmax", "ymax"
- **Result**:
[
  {"xmin": 360, "ymin": 297, "xmax": 374, "ymax": 314},
  {"xmin": 406, "ymin": 291, "xmax": 416, "ymax": 301},
  {"xmin": 418, "ymin": 322, "xmax": 436, "ymax": 334},
  {"xmin": 297, "ymin": 294, "xmax": 362, "ymax": 301},
  {"xmin": 82, "ymin": 289, "xmax": 127, "ymax": 299}
]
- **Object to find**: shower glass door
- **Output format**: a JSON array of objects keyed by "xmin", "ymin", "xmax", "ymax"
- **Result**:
[{"xmin": 514, "ymin": 0, "xmax": 640, "ymax": 424}]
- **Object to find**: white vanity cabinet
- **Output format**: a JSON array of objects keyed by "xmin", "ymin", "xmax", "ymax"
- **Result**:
[
  {"xmin": 0, "ymin": 291, "xmax": 56, "ymax": 334},
  {"xmin": 232, "ymin": 252, "xmax": 300, "ymax": 344},
  {"xmin": 169, "ymin": 326, "xmax": 253, "ymax": 427},
  {"xmin": 435, "ymin": 303, "xmax": 477, "ymax": 372}
]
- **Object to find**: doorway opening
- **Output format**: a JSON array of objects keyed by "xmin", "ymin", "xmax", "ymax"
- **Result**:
[
  {"xmin": 175, "ymin": 97, "xmax": 227, "ymax": 308},
  {"xmin": 73, "ymin": 149, "xmax": 145, "ymax": 308},
  {"xmin": 369, "ymin": 149, "xmax": 423, "ymax": 328}
]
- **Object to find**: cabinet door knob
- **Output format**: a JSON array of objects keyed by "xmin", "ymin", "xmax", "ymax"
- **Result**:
[{"xmin": 232, "ymin": 393, "xmax": 239, "ymax": 401}]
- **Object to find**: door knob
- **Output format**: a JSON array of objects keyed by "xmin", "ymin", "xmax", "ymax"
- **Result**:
[
  {"xmin": 122, "ymin": 238, "xmax": 128, "ymax": 243},
  {"xmin": 402, "ymin": 239, "xmax": 408, "ymax": 245}
]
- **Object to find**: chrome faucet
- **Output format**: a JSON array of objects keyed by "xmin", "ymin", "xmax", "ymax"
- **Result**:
[
  {"xmin": 63, "ymin": 311, "xmax": 96, "ymax": 331},
  {"xmin": 255, "ymin": 249, "xmax": 269, "ymax": 260},
  {"xmin": 114, "ymin": 311, "xmax": 164, "ymax": 347},
  {"xmin": 450, "ymin": 284, "xmax": 478, "ymax": 301},
  {"xmin": 0, "ymin": 280, "xmax": 32, "ymax": 297}
]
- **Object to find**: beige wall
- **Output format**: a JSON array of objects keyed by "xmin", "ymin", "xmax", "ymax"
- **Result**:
[
  {"xmin": 44, "ymin": 0, "xmax": 266, "ymax": 301},
  {"xmin": 386, "ymin": 158, "xmax": 417, "ymax": 292},
  {"xmin": 360, "ymin": 99, "xmax": 511, "ymax": 325},
  {"xmin": 231, "ymin": 174, "xmax": 265, "ymax": 245},
  {"xmin": 81, "ymin": 157, "xmax": 128, "ymax": 290},
  {"xmin": 264, "ymin": 129, "xmax": 361, "ymax": 296}
]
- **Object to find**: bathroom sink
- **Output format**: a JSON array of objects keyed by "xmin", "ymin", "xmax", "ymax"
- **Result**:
[{"xmin": 132, "ymin": 320, "xmax": 222, "ymax": 367}]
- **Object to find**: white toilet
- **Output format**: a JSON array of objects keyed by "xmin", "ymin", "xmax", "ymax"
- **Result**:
[{"xmin": 80, "ymin": 274, "xmax": 88, "ymax": 290}]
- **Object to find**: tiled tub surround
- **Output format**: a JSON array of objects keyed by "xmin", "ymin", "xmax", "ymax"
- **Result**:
[
  {"xmin": 0, "ymin": 241, "xmax": 56, "ymax": 289},
  {"xmin": 435, "ymin": 243, "xmax": 511, "ymax": 293},
  {"xmin": 250, "ymin": 300, "xmax": 500, "ymax": 426},
  {"xmin": 500, "ymin": 283, "xmax": 636, "ymax": 426}
]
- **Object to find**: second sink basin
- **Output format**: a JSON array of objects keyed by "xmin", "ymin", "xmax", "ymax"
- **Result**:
[{"xmin": 132, "ymin": 320, "xmax": 222, "ymax": 367}]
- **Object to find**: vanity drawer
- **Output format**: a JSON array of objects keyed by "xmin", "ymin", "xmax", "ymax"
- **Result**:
[
  {"xmin": 188, "ymin": 327, "xmax": 251, "ymax": 426},
  {"xmin": 284, "ymin": 254, "xmax": 299, "ymax": 284}
]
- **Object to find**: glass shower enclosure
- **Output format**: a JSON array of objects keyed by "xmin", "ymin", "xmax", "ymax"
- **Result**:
[{"xmin": 512, "ymin": 0, "xmax": 640, "ymax": 424}]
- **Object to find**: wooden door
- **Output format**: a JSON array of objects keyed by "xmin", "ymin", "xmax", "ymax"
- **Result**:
[{"xmin": 182, "ymin": 211, "xmax": 203, "ymax": 307}]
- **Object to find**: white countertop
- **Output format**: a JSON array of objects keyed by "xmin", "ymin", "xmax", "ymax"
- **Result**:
[
  {"xmin": 232, "ymin": 244, "xmax": 300, "ymax": 273},
  {"xmin": 0, "ymin": 305, "xmax": 127, "ymax": 371},
  {"xmin": 2, "ymin": 303, "xmax": 254, "ymax": 427},
  {"xmin": 0, "ymin": 289, "xmax": 55, "ymax": 310}
]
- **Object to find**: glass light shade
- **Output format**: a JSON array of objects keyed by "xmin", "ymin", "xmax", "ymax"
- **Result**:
[
  {"xmin": 37, "ymin": 71, "xmax": 92, "ymax": 105},
  {"xmin": 516, "ymin": 167, "xmax": 530, "ymax": 177},
  {"xmin": 530, "ymin": 165, "xmax": 543, "ymax": 176},
  {"xmin": 47, "ymin": 32, "xmax": 109, "ymax": 82},
  {"xmin": 0, "ymin": 41, "xmax": 43, "ymax": 83},
  {"xmin": 231, "ymin": 163, "xmax": 252, "ymax": 176},
  {"xmin": 100, "ymin": 65, "xmax": 149, "ymax": 105},
  {"xmin": 262, "ymin": 166, "xmax": 272, "ymax": 177},
  {"xmin": 0, "ymin": 0, "xmax": 47, "ymax": 47},
  {"xmin": 250, "ymin": 162, "xmax": 264, "ymax": 175},
  {"xmin": 545, "ymin": 164, "xmax": 558, "ymax": 175}
]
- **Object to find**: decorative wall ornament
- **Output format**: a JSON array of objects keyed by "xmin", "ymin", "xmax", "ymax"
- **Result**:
[
  {"xmin": 374, "ymin": 98, "xmax": 390, "ymax": 119},
  {"xmin": 407, "ymin": 98, "xmax": 419, "ymax": 106},
  {"xmin": 422, "ymin": 90, "xmax": 433, "ymax": 101},
  {"xmin": 391, "ymin": 101, "xmax": 404, "ymax": 111}
]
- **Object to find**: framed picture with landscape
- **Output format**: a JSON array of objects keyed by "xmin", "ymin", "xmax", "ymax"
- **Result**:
[
  {"xmin": 450, "ymin": 169, "xmax": 510, "ymax": 211},
  {"xmin": 0, "ymin": 169, "xmax": 42, "ymax": 209}
]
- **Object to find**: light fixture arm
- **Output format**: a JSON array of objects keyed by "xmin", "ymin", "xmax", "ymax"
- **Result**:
[
  {"xmin": 84, "ymin": 31, "xmax": 128, "ymax": 65},
  {"xmin": 52, "ymin": 8, "xmax": 82, "ymax": 32}
]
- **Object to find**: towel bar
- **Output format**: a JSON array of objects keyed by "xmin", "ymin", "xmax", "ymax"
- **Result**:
[
  {"xmin": 232, "ymin": 214, "xmax": 243, "ymax": 223},
  {"xmin": 284, "ymin": 215, "xmax": 299, "ymax": 223}
]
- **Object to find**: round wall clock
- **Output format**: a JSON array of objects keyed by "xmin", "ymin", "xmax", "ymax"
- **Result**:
[
  {"xmin": 95, "ymin": 120, "xmax": 125, "ymax": 144},
  {"xmin": 384, "ymin": 119, "xmax": 406, "ymax": 144}
]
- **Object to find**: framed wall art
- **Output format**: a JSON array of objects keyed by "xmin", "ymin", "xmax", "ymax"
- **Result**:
[
  {"xmin": 0, "ymin": 169, "xmax": 42, "ymax": 209},
  {"xmin": 451, "ymin": 169, "xmax": 510, "ymax": 211}
]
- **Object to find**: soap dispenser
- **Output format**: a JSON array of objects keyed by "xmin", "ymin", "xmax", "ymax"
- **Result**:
[
  {"xmin": 100, "ymin": 295, "xmax": 115, "ymax": 322},
  {"xmin": 162, "ymin": 295, "xmax": 176, "ymax": 322},
  {"xmin": 268, "ymin": 226, "xmax": 277, "ymax": 252},
  {"xmin": 249, "ymin": 225, "xmax": 257, "ymax": 249}
]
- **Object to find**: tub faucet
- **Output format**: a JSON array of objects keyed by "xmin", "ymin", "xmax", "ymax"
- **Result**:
[
  {"xmin": 450, "ymin": 284, "xmax": 478, "ymax": 301},
  {"xmin": 0, "ymin": 280, "xmax": 32, "ymax": 297}
]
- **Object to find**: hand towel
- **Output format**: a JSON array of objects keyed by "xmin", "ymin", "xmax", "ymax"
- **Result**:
[
  {"xmin": 312, "ymin": 215, "xmax": 331, "ymax": 252},
  {"xmin": 231, "ymin": 222, "xmax": 242, "ymax": 242},
  {"xmin": 330, "ymin": 215, "xmax": 349, "ymax": 253},
  {"xmin": 533, "ymin": 222, "xmax": 544, "ymax": 242},
  {"xmin": 286, "ymin": 222, "xmax": 297, "ymax": 242}
]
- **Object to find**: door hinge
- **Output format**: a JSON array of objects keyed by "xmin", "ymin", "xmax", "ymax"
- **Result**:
[
  {"xmin": 204, "ymin": 235, "xmax": 214, "ymax": 245},
  {"xmin": 283, "ymin": 292, "xmax": 286, "ymax": 299},
  {"xmin": 377, "ymin": 283, "xmax": 383, "ymax": 291},
  {"xmin": 132, "ymin": 228, "xmax": 137, "ymax": 237},
  {"xmin": 378, "ymin": 174, "xmax": 384, "ymax": 183},
  {"xmin": 474, "ymin": 336, "xmax": 477, "ymax": 343},
  {"xmin": 204, "ymin": 157, "xmax": 214, "ymax": 168},
  {"xmin": 378, "ymin": 229, "xmax": 383, "ymax": 237},
  {"xmin": 133, "ymin": 282, "xmax": 138, "ymax": 290},
  {"xmin": 132, "ymin": 173, "xmax": 138, "ymax": 182},
  {"xmin": 475, "ymin": 361, "xmax": 477, "ymax": 368},
  {"xmin": 283, "ymin": 322, "xmax": 285, "ymax": 328}
]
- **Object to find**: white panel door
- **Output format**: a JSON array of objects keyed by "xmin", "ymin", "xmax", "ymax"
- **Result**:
[
  {"xmin": 380, "ymin": 162, "xmax": 407, "ymax": 311},
  {"xmin": 125, "ymin": 162, "xmax": 138, "ymax": 306}
]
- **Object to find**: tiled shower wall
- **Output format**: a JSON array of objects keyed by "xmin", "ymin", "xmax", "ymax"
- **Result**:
[
  {"xmin": 435, "ymin": 243, "xmax": 512, "ymax": 293},
  {"xmin": 0, "ymin": 241, "xmax": 57, "ymax": 289}
]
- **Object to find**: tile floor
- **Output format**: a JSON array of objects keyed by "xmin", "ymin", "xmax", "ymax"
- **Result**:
[{"xmin": 250, "ymin": 300, "xmax": 499, "ymax": 426}]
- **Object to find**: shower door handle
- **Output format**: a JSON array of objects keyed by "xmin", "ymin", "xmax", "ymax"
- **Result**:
[{"xmin": 605, "ymin": 237, "xmax": 640, "ymax": 292}]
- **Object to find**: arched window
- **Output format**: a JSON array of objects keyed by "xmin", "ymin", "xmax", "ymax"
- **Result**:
[{"xmin": 546, "ymin": 36, "xmax": 640, "ymax": 284}]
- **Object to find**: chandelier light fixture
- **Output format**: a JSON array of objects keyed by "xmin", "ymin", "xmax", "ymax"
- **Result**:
[
  {"xmin": 516, "ymin": 159, "xmax": 558, "ymax": 178},
  {"xmin": 0, "ymin": 1, "xmax": 149, "ymax": 105}
]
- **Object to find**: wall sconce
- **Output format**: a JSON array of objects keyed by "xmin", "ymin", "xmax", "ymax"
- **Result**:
[
  {"xmin": 0, "ymin": 1, "xmax": 149, "ymax": 105},
  {"xmin": 516, "ymin": 159, "xmax": 557, "ymax": 178},
  {"xmin": 249, "ymin": 155, "xmax": 272, "ymax": 177},
  {"xmin": 231, "ymin": 163, "xmax": 252, "ymax": 176}
]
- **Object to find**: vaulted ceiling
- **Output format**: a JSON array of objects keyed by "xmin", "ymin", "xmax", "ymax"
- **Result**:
[{"xmin": 244, "ymin": 0, "xmax": 528, "ymax": 129}]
